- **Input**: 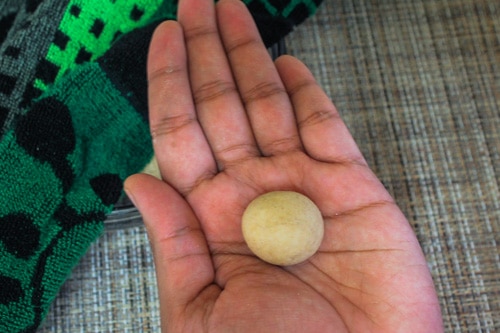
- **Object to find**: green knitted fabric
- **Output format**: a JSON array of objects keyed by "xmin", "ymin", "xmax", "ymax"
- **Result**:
[
  {"xmin": 0, "ymin": 1, "xmax": 323, "ymax": 332},
  {"xmin": 0, "ymin": 24, "xmax": 158, "ymax": 332}
]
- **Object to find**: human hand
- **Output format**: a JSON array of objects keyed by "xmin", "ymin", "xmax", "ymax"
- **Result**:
[{"xmin": 124, "ymin": 0, "xmax": 443, "ymax": 331}]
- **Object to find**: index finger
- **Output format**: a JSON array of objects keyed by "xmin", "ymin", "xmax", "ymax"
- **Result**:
[{"xmin": 148, "ymin": 21, "xmax": 217, "ymax": 194}]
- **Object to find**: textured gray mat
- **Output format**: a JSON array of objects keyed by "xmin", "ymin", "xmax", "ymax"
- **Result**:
[{"xmin": 39, "ymin": 0, "xmax": 500, "ymax": 332}]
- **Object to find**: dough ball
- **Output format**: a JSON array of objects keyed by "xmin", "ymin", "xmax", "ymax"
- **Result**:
[{"xmin": 242, "ymin": 191, "xmax": 324, "ymax": 266}]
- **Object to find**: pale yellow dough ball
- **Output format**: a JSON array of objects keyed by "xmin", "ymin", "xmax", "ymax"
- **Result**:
[{"xmin": 242, "ymin": 191, "xmax": 324, "ymax": 266}]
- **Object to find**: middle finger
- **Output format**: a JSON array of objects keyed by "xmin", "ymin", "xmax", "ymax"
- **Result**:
[
  {"xmin": 217, "ymin": 0, "xmax": 303, "ymax": 156},
  {"xmin": 178, "ymin": 0, "xmax": 259, "ymax": 169}
]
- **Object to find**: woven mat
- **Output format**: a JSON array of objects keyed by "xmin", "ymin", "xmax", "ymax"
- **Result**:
[{"xmin": 39, "ymin": 0, "xmax": 500, "ymax": 332}]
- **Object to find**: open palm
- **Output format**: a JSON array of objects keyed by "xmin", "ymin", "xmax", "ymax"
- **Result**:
[{"xmin": 125, "ymin": 0, "xmax": 443, "ymax": 332}]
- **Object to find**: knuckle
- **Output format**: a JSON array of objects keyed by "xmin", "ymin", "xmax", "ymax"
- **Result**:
[
  {"xmin": 226, "ymin": 37, "xmax": 261, "ymax": 55},
  {"xmin": 183, "ymin": 25, "xmax": 218, "ymax": 43},
  {"xmin": 261, "ymin": 136, "xmax": 301, "ymax": 155},
  {"xmin": 193, "ymin": 80, "xmax": 237, "ymax": 104},
  {"xmin": 148, "ymin": 64, "xmax": 184, "ymax": 85},
  {"xmin": 214, "ymin": 143, "xmax": 257, "ymax": 169},
  {"xmin": 242, "ymin": 81, "xmax": 286, "ymax": 104},
  {"xmin": 288, "ymin": 78, "xmax": 317, "ymax": 96},
  {"xmin": 151, "ymin": 113, "xmax": 196, "ymax": 138},
  {"xmin": 299, "ymin": 108, "xmax": 340, "ymax": 128}
]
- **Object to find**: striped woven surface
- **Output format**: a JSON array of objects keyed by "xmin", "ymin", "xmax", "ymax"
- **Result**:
[{"xmin": 39, "ymin": 0, "xmax": 499, "ymax": 332}]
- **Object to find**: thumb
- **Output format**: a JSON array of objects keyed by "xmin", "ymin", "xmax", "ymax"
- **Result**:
[{"xmin": 124, "ymin": 173, "xmax": 215, "ymax": 324}]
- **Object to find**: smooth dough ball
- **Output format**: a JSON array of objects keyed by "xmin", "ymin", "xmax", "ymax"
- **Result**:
[{"xmin": 242, "ymin": 191, "xmax": 324, "ymax": 266}]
